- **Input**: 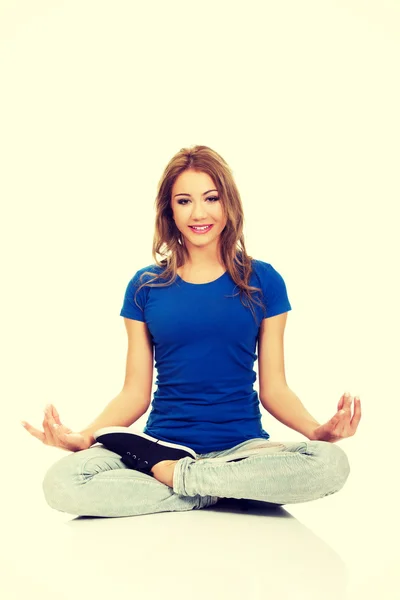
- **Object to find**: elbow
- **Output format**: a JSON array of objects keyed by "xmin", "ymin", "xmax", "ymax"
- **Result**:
[{"xmin": 259, "ymin": 385, "xmax": 289, "ymax": 409}]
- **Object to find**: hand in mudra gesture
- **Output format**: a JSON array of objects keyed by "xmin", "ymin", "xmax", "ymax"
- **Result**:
[
  {"xmin": 21, "ymin": 404, "xmax": 91, "ymax": 452},
  {"xmin": 312, "ymin": 392, "xmax": 362, "ymax": 443}
]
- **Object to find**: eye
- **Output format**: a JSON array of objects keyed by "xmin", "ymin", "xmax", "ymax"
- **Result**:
[{"xmin": 177, "ymin": 196, "xmax": 220, "ymax": 205}]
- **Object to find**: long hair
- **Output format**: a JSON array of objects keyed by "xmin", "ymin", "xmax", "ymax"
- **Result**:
[{"xmin": 134, "ymin": 145, "xmax": 266, "ymax": 323}]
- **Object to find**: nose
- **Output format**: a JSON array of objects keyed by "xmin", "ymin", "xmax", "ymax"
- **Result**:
[{"xmin": 191, "ymin": 203, "xmax": 208, "ymax": 220}]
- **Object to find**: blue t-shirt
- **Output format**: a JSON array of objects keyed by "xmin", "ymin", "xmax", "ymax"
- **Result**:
[{"xmin": 119, "ymin": 258, "xmax": 292, "ymax": 454}]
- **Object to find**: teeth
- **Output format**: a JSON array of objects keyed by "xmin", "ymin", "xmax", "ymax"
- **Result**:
[{"xmin": 192, "ymin": 225, "xmax": 210, "ymax": 230}]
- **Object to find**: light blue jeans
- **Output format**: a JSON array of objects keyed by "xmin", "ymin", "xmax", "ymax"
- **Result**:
[{"xmin": 42, "ymin": 438, "xmax": 350, "ymax": 517}]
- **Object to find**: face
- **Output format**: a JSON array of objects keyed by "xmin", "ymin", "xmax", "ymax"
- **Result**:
[{"xmin": 170, "ymin": 170, "xmax": 227, "ymax": 251}]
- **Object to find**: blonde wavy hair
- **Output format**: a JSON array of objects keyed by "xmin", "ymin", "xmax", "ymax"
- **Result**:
[{"xmin": 134, "ymin": 145, "xmax": 266, "ymax": 324}]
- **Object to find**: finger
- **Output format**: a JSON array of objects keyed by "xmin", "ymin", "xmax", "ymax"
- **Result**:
[
  {"xmin": 343, "ymin": 395, "xmax": 353, "ymax": 415},
  {"xmin": 334, "ymin": 402, "xmax": 355, "ymax": 437},
  {"xmin": 338, "ymin": 393, "xmax": 346, "ymax": 412},
  {"xmin": 330, "ymin": 415, "xmax": 346, "ymax": 438},
  {"xmin": 51, "ymin": 404, "xmax": 62, "ymax": 425},
  {"xmin": 22, "ymin": 421, "xmax": 46, "ymax": 443},
  {"xmin": 45, "ymin": 405, "xmax": 57, "ymax": 427},
  {"xmin": 323, "ymin": 413, "xmax": 341, "ymax": 437},
  {"xmin": 350, "ymin": 397, "xmax": 362, "ymax": 431},
  {"xmin": 336, "ymin": 410, "xmax": 350, "ymax": 431},
  {"xmin": 43, "ymin": 408, "xmax": 57, "ymax": 445},
  {"xmin": 333, "ymin": 410, "xmax": 345, "ymax": 422},
  {"xmin": 338, "ymin": 393, "xmax": 352, "ymax": 416},
  {"xmin": 45, "ymin": 406, "xmax": 69, "ymax": 446}
]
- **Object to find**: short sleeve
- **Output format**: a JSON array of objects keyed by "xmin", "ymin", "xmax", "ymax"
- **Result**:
[
  {"xmin": 264, "ymin": 263, "xmax": 292, "ymax": 318},
  {"xmin": 119, "ymin": 270, "xmax": 146, "ymax": 322}
]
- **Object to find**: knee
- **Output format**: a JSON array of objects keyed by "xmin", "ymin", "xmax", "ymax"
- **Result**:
[
  {"xmin": 42, "ymin": 452, "xmax": 80, "ymax": 513},
  {"xmin": 42, "ymin": 446, "xmax": 123, "ymax": 514},
  {"xmin": 308, "ymin": 441, "xmax": 350, "ymax": 494},
  {"xmin": 320, "ymin": 442, "xmax": 351, "ymax": 491}
]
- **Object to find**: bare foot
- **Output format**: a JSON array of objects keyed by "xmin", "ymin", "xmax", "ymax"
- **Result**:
[{"xmin": 151, "ymin": 460, "xmax": 178, "ymax": 487}]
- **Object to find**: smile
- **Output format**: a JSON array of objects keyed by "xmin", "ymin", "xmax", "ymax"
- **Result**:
[{"xmin": 188, "ymin": 225, "xmax": 213, "ymax": 234}]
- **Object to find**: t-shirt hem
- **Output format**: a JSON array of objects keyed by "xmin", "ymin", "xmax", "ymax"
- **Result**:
[
  {"xmin": 120, "ymin": 311, "xmax": 145, "ymax": 321},
  {"xmin": 265, "ymin": 304, "xmax": 292, "ymax": 318}
]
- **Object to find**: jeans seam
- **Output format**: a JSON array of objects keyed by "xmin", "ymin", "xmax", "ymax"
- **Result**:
[{"xmin": 194, "ymin": 451, "xmax": 304, "ymax": 469}]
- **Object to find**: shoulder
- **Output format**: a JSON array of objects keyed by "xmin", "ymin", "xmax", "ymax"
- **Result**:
[
  {"xmin": 131, "ymin": 263, "xmax": 165, "ymax": 286},
  {"xmin": 251, "ymin": 258, "xmax": 292, "ymax": 317},
  {"xmin": 251, "ymin": 258, "xmax": 285, "ymax": 282}
]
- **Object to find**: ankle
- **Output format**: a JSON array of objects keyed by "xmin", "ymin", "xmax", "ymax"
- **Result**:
[
  {"xmin": 150, "ymin": 459, "xmax": 175, "ymax": 474},
  {"xmin": 151, "ymin": 460, "xmax": 177, "ymax": 487}
]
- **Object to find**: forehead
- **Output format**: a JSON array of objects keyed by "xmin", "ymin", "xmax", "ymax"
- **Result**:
[{"xmin": 172, "ymin": 170, "xmax": 216, "ymax": 192}]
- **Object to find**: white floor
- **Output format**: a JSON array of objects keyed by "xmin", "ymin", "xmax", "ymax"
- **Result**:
[{"xmin": 2, "ymin": 431, "xmax": 398, "ymax": 600}]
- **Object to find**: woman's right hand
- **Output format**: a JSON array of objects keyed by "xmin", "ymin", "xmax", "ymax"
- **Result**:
[{"xmin": 21, "ymin": 404, "xmax": 92, "ymax": 452}]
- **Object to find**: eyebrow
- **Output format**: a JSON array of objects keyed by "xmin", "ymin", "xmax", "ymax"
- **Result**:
[{"xmin": 174, "ymin": 189, "xmax": 218, "ymax": 198}]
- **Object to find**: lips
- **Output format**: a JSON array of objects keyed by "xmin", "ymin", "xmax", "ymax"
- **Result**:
[{"xmin": 188, "ymin": 224, "xmax": 214, "ymax": 234}]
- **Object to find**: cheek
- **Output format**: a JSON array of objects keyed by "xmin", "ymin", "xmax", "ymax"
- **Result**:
[
  {"xmin": 214, "ymin": 205, "xmax": 225, "ymax": 220},
  {"xmin": 217, "ymin": 208, "xmax": 227, "ymax": 227}
]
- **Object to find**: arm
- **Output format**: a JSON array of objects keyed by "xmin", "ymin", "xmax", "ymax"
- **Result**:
[
  {"xmin": 257, "ymin": 312, "xmax": 320, "ymax": 440},
  {"xmin": 260, "ymin": 385, "xmax": 320, "ymax": 439},
  {"xmin": 80, "ymin": 318, "xmax": 154, "ymax": 446}
]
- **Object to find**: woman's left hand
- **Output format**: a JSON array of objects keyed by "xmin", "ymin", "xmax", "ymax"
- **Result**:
[{"xmin": 311, "ymin": 392, "xmax": 362, "ymax": 443}]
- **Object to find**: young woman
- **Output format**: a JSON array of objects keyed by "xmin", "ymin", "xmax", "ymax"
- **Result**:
[{"xmin": 22, "ymin": 145, "xmax": 361, "ymax": 517}]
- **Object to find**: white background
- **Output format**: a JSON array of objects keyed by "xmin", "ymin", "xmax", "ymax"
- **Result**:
[{"xmin": 1, "ymin": 1, "xmax": 399, "ymax": 599}]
